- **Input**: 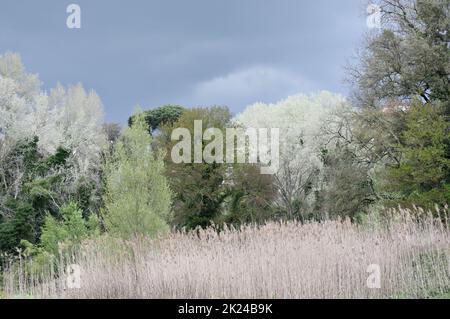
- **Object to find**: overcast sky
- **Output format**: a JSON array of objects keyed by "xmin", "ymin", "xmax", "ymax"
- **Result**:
[{"xmin": 0, "ymin": 0, "xmax": 368, "ymax": 123}]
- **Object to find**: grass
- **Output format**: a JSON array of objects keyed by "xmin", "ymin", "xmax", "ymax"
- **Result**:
[
  {"xmin": 431, "ymin": 291, "xmax": 450, "ymax": 299},
  {"xmin": 2, "ymin": 208, "xmax": 450, "ymax": 299}
]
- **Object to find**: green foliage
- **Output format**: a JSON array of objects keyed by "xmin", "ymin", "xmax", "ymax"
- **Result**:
[
  {"xmin": 103, "ymin": 112, "xmax": 172, "ymax": 239},
  {"xmin": 344, "ymin": 0, "xmax": 450, "ymax": 214},
  {"xmin": 384, "ymin": 102, "xmax": 450, "ymax": 209},
  {"xmin": 13, "ymin": 203, "xmax": 99, "ymax": 278},
  {"xmin": 0, "ymin": 202, "xmax": 35, "ymax": 253},
  {"xmin": 220, "ymin": 164, "xmax": 276, "ymax": 226},
  {"xmin": 128, "ymin": 104, "xmax": 185, "ymax": 134},
  {"xmin": 317, "ymin": 144, "xmax": 377, "ymax": 220},
  {"xmin": 39, "ymin": 203, "xmax": 99, "ymax": 256},
  {"xmin": 0, "ymin": 136, "xmax": 101, "ymax": 255},
  {"xmin": 159, "ymin": 107, "xmax": 231, "ymax": 229},
  {"xmin": 350, "ymin": 0, "xmax": 450, "ymax": 111},
  {"xmin": 159, "ymin": 106, "xmax": 277, "ymax": 229},
  {"xmin": 0, "ymin": 137, "xmax": 67, "ymax": 253}
]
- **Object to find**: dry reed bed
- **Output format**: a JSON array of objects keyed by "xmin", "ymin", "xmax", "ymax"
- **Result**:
[{"xmin": 3, "ymin": 210, "xmax": 450, "ymax": 298}]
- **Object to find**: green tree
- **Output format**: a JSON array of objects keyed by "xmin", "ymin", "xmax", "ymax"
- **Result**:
[
  {"xmin": 159, "ymin": 107, "xmax": 230, "ymax": 229},
  {"xmin": 159, "ymin": 106, "xmax": 277, "ymax": 229},
  {"xmin": 0, "ymin": 137, "xmax": 100, "ymax": 255},
  {"xmin": 16, "ymin": 202, "xmax": 99, "ymax": 277},
  {"xmin": 103, "ymin": 112, "xmax": 172, "ymax": 239},
  {"xmin": 38, "ymin": 202, "xmax": 99, "ymax": 256},
  {"xmin": 317, "ymin": 144, "xmax": 377, "ymax": 220},
  {"xmin": 349, "ymin": 0, "xmax": 449, "ymax": 111},
  {"xmin": 384, "ymin": 101, "xmax": 450, "ymax": 209},
  {"xmin": 221, "ymin": 164, "xmax": 276, "ymax": 225},
  {"xmin": 128, "ymin": 104, "xmax": 185, "ymax": 134},
  {"xmin": 342, "ymin": 0, "xmax": 450, "ymax": 213}
]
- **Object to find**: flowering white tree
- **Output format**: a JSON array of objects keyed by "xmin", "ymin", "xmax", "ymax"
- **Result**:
[
  {"xmin": 0, "ymin": 76, "xmax": 25, "ymax": 139},
  {"xmin": 0, "ymin": 52, "xmax": 40, "ymax": 98},
  {"xmin": 49, "ymin": 83, "xmax": 106, "ymax": 175},
  {"xmin": 0, "ymin": 53, "xmax": 106, "ymax": 176},
  {"xmin": 234, "ymin": 91, "xmax": 348, "ymax": 218}
]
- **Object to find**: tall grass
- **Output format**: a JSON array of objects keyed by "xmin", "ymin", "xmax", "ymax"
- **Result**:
[{"xmin": 3, "ymin": 208, "xmax": 450, "ymax": 299}]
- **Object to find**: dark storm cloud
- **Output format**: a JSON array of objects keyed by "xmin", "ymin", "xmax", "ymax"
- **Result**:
[{"xmin": 0, "ymin": 0, "xmax": 367, "ymax": 122}]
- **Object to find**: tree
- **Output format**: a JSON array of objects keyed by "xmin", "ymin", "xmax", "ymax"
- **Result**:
[
  {"xmin": 157, "ymin": 106, "xmax": 277, "ymax": 229},
  {"xmin": 317, "ymin": 102, "xmax": 404, "ymax": 218},
  {"xmin": 102, "ymin": 112, "xmax": 172, "ymax": 239},
  {"xmin": 348, "ymin": 0, "xmax": 449, "ymax": 111},
  {"xmin": 384, "ymin": 100, "xmax": 450, "ymax": 209},
  {"xmin": 48, "ymin": 83, "xmax": 107, "ymax": 176},
  {"xmin": 316, "ymin": 143, "xmax": 377, "ymax": 220},
  {"xmin": 0, "ymin": 52, "xmax": 40, "ymax": 99},
  {"xmin": 39, "ymin": 202, "xmax": 99, "ymax": 256},
  {"xmin": 235, "ymin": 92, "xmax": 348, "ymax": 220},
  {"xmin": 0, "ymin": 52, "xmax": 106, "ymax": 257},
  {"xmin": 344, "ymin": 0, "xmax": 450, "ymax": 212},
  {"xmin": 0, "ymin": 136, "xmax": 101, "ymax": 254},
  {"xmin": 0, "ymin": 76, "xmax": 22, "ymax": 139},
  {"xmin": 220, "ymin": 164, "xmax": 276, "ymax": 225},
  {"xmin": 159, "ymin": 107, "xmax": 230, "ymax": 229},
  {"xmin": 16, "ymin": 202, "xmax": 99, "ymax": 277},
  {"xmin": 0, "ymin": 53, "xmax": 106, "ymax": 178},
  {"xmin": 102, "ymin": 123, "xmax": 122, "ymax": 145},
  {"xmin": 129, "ymin": 104, "xmax": 185, "ymax": 134}
]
